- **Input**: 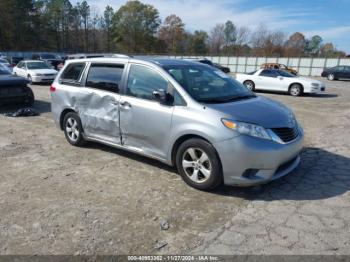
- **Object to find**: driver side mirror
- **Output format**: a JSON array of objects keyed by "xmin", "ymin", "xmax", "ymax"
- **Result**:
[{"xmin": 152, "ymin": 89, "xmax": 168, "ymax": 103}]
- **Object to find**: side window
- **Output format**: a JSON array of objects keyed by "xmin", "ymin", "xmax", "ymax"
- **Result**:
[
  {"xmin": 126, "ymin": 64, "xmax": 168, "ymax": 101},
  {"xmin": 260, "ymin": 69, "xmax": 277, "ymax": 78},
  {"xmin": 61, "ymin": 63, "xmax": 85, "ymax": 83},
  {"xmin": 85, "ymin": 64, "xmax": 124, "ymax": 93},
  {"xmin": 17, "ymin": 62, "xmax": 23, "ymax": 68}
]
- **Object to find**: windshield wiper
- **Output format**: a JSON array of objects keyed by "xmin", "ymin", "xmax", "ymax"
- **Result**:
[
  {"xmin": 197, "ymin": 98, "xmax": 227, "ymax": 103},
  {"xmin": 226, "ymin": 94, "xmax": 256, "ymax": 101},
  {"xmin": 198, "ymin": 94, "xmax": 256, "ymax": 104}
]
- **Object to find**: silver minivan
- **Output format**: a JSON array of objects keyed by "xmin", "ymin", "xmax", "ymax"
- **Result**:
[{"xmin": 51, "ymin": 57, "xmax": 304, "ymax": 190}]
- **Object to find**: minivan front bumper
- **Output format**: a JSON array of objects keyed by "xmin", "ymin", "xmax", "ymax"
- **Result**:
[{"xmin": 214, "ymin": 130, "xmax": 304, "ymax": 186}]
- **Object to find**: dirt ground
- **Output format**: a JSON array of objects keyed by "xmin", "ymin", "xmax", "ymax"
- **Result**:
[{"xmin": 0, "ymin": 77, "xmax": 349, "ymax": 255}]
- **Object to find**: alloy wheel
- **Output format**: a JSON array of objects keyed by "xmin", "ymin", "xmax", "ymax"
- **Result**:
[
  {"xmin": 290, "ymin": 86, "xmax": 301, "ymax": 96},
  {"xmin": 245, "ymin": 81, "xmax": 254, "ymax": 90},
  {"xmin": 182, "ymin": 147, "xmax": 212, "ymax": 183},
  {"xmin": 65, "ymin": 117, "xmax": 79, "ymax": 142}
]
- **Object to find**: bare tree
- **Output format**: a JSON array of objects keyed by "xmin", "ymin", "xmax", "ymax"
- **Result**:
[
  {"xmin": 250, "ymin": 23, "xmax": 286, "ymax": 56},
  {"xmin": 235, "ymin": 26, "xmax": 250, "ymax": 55},
  {"xmin": 208, "ymin": 23, "xmax": 225, "ymax": 54}
]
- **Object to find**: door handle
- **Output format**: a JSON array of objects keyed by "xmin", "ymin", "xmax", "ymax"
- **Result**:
[{"xmin": 120, "ymin": 101, "xmax": 131, "ymax": 108}]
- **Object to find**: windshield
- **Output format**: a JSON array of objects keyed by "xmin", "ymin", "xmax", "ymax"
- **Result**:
[
  {"xmin": 247, "ymin": 70, "xmax": 257, "ymax": 75},
  {"xmin": 276, "ymin": 70, "xmax": 296, "ymax": 77},
  {"xmin": 0, "ymin": 63, "xmax": 11, "ymax": 75},
  {"xmin": 27, "ymin": 62, "xmax": 51, "ymax": 70},
  {"xmin": 164, "ymin": 64, "xmax": 255, "ymax": 103},
  {"xmin": 41, "ymin": 54, "xmax": 56, "ymax": 59}
]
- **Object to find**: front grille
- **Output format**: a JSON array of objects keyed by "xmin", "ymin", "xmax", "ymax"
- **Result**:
[{"xmin": 271, "ymin": 126, "xmax": 299, "ymax": 143}]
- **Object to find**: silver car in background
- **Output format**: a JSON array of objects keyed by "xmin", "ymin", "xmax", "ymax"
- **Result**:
[{"xmin": 51, "ymin": 57, "xmax": 304, "ymax": 190}]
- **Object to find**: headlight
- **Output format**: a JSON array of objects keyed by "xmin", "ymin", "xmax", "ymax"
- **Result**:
[
  {"xmin": 311, "ymin": 83, "xmax": 319, "ymax": 87},
  {"xmin": 222, "ymin": 119, "xmax": 272, "ymax": 140}
]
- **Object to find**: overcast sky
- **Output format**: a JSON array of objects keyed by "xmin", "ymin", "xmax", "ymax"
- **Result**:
[{"xmin": 76, "ymin": 0, "xmax": 350, "ymax": 53}]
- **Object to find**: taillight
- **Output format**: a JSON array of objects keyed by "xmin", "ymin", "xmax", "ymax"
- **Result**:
[{"xmin": 50, "ymin": 84, "xmax": 56, "ymax": 92}]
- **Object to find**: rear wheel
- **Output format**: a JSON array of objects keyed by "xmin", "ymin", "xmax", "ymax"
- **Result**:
[
  {"xmin": 327, "ymin": 73, "xmax": 335, "ymax": 81},
  {"xmin": 63, "ymin": 112, "xmax": 86, "ymax": 146},
  {"xmin": 289, "ymin": 84, "xmax": 303, "ymax": 96},
  {"xmin": 176, "ymin": 138, "xmax": 222, "ymax": 191},
  {"xmin": 243, "ymin": 80, "xmax": 255, "ymax": 91}
]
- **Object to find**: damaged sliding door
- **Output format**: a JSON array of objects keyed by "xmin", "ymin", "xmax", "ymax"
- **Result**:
[{"xmin": 77, "ymin": 63, "xmax": 125, "ymax": 144}]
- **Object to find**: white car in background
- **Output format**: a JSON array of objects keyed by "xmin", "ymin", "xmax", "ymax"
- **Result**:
[
  {"xmin": 236, "ymin": 69, "xmax": 326, "ymax": 96},
  {"xmin": 0, "ymin": 58, "xmax": 12, "ymax": 72},
  {"xmin": 13, "ymin": 60, "xmax": 58, "ymax": 84}
]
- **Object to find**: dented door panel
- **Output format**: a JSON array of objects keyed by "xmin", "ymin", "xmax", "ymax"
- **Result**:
[{"xmin": 77, "ymin": 88, "xmax": 121, "ymax": 144}]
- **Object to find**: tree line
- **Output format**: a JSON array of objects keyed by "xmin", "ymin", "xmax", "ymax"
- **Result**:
[{"xmin": 0, "ymin": 0, "xmax": 347, "ymax": 57}]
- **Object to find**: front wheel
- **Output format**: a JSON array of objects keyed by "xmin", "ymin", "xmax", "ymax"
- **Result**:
[
  {"xmin": 243, "ymin": 80, "xmax": 255, "ymax": 91},
  {"xmin": 176, "ymin": 138, "xmax": 223, "ymax": 191},
  {"xmin": 63, "ymin": 112, "xmax": 86, "ymax": 146},
  {"xmin": 289, "ymin": 84, "xmax": 303, "ymax": 96}
]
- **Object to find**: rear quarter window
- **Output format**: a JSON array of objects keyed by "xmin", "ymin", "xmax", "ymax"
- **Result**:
[
  {"xmin": 61, "ymin": 63, "xmax": 86, "ymax": 82},
  {"xmin": 85, "ymin": 63, "xmax": 124, "ymax": 93}
]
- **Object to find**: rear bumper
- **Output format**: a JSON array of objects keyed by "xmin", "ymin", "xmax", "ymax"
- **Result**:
[{"xmin": 214, "ymin": 129, "xmax": 304, "ymax": 186}]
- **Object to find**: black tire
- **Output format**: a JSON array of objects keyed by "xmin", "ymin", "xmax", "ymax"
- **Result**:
[
  {"xmin": 243, "ymin": 80, "xmax": 255, "ymax": 91},
  {"xmin": 289, "ymin": 83, "xmax": 303, "ymax": 96},
  {"xmin": 176, "ymin": 138, "xmax": 223, "ymax": 191},
  {"xmin": 23, "ymin": 87, "xmax": 34, "ymax": 107},
  {"xmin": 63, "ymin": 112, "xmax": 86, "ymax": 146},
  {"xmin": 327, "ymin": 73, "xmax": 336, "ymax": 81}
]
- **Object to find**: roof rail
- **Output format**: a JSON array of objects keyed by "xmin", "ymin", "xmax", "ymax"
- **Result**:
[{"xmin": 110, "ymin": 54, "xmax": 134, "ymax": 58}]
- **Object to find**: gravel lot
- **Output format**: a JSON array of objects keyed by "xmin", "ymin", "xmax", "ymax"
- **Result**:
[{"xmin": 0, "ymin": 77, "xmax": 349, "ymax": 255}]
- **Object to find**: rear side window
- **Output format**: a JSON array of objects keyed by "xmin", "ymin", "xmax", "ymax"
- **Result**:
[
  {"xmin": 61, "ymin": 63, "xmax": 85, "ymax": 82},
  {"xmin": 86, "ymin": 64, "xmax": 124, "ymax": 93},
  {"xmin": 260, "ymin": 69, "xmax": 277, "ymax": 78}
]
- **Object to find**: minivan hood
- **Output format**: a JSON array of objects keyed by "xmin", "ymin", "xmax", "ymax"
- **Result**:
[{"xmin": 206, "ymin": 96, "xmax": 294, "ymax": 128}]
